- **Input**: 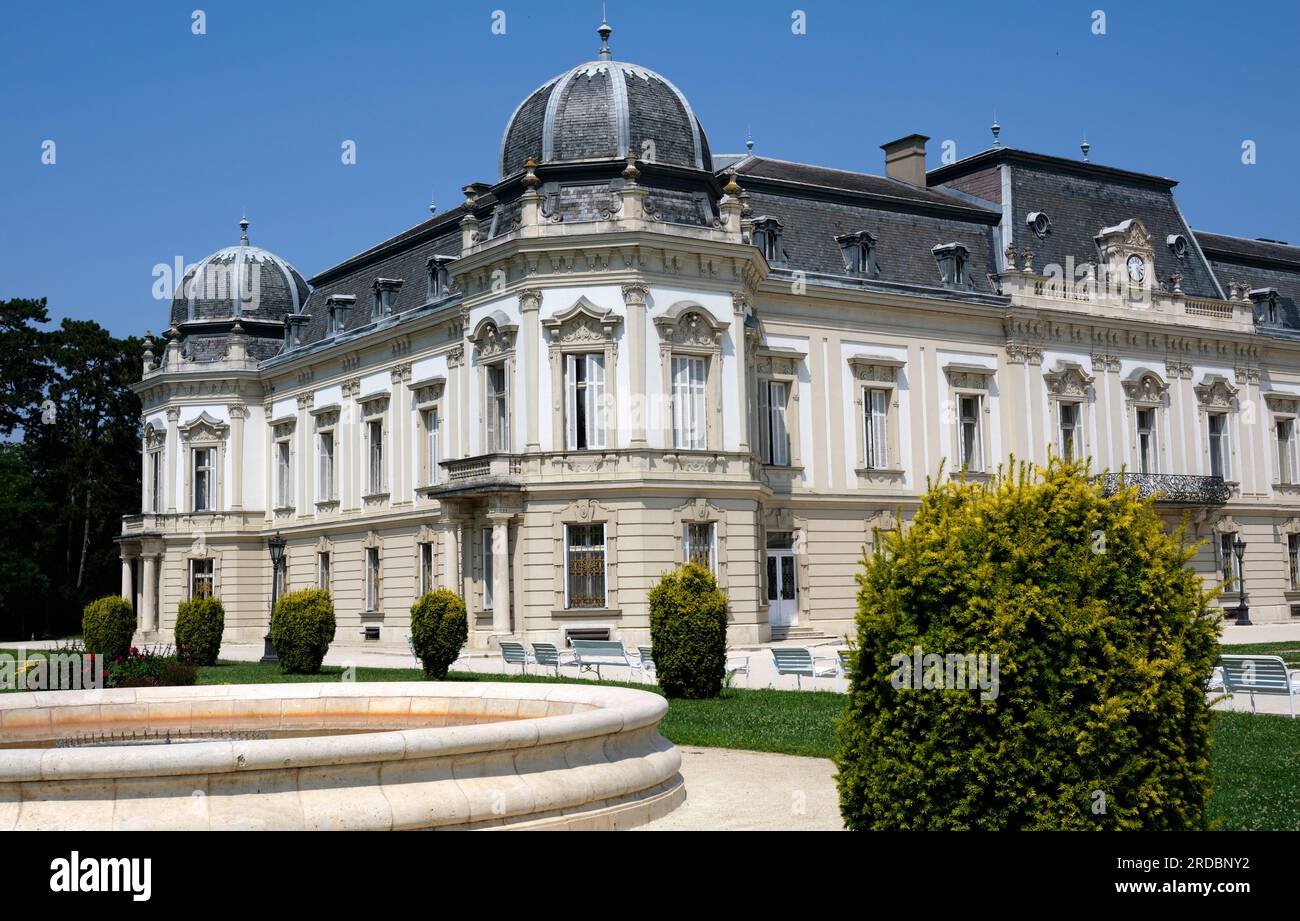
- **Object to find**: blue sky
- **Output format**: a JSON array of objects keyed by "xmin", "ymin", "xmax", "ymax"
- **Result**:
[{"xmin": 3, "ymin": 0, "xmax": 1297, "ymax": 338}]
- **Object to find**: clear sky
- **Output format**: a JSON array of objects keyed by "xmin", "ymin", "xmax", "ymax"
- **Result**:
[{"xmin": 3, "ymin": 0, "xmax": 1297, "ymax": 338}]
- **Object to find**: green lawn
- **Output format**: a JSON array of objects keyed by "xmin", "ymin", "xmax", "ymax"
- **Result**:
[{"xmin": 1218, "ymin": 640, "xmax": 1300, "ymax": 668}]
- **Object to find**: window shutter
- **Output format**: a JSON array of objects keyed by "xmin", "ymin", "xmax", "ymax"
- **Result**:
[
  {"xmin": 672, "ymin": 357, "xmax": 686, "ymax": 448},
  {"xmin": 486, "ymin": 373, "xmax": 497, "ymax": 453},
  {"xmin": 870, "ymin": 390, "xmax": 888, "ymax": 467},
  {"xmin": 771, "ymin": 382, "xmax": 788, "ymax": 466},
  {"xmin": 758, "ymin": 380, "xmax": 771, "ymax": 463},
  {"xmin": 565, "ymin": 354, "xmax": 579, "ymax": 451},
  {"xmin": 588, "ymin": 354, "xmax": 606, "ymax": 449},
  {"xmin": 691, "ymin": 358, "xmax": 706, "ymax": 449}
]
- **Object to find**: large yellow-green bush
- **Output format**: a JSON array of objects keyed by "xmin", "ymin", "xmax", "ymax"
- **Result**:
[
  {"xmin": 174, "ymin": 595, "xmax": 225, "ymax": 665},
  {"xmin": 835, "ymin": 458, "xmax": 1220, "ymax": 830},
  {"xmin": 648, "ymin": 563, "xmax": 728, "ymax": 699},
  {"xmin": 81, "ymin": 595, "xmax": 136, "ymax": 660},
  {"xmin": 409, "ymin": 589, "xmax": 468, "ymax": 679},
  {"xmin": 270, "ymin": 588, "xmax": 336, "ymax": 674}
]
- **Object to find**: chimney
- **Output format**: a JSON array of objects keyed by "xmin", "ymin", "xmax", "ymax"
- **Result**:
[{"xmin": 881, "ymin": 134, "xmax": 930, "ymax": 187}]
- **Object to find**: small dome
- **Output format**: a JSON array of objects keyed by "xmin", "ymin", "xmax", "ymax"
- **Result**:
[
  {"xmin": 499, "ymin": 20, "xmax": 711, "ymax": 178},
  {"xmin": 170, "ymin": 218, "xmax": 310, "ymax": 327}
]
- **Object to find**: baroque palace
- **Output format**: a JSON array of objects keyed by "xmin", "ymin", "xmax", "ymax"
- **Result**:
[{"xmin": 120, "ymin": 21, "xmax": 1300, "ymax": 649}]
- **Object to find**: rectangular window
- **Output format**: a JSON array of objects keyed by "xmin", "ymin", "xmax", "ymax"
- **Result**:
[
  {"xmin": 684, "ymin": 522, "xmax": 716, "ymax": 573},
  {"xmin": 318, "ymin": 431, "xmax": 335, "ymax": 501},
  {"xmin": 149, "ymin": 451, "xmax": 162, "ymax": 513},
  {"xmin": 1208, "ymin": 413, "xmax": 1228, "ymax": 479},
  {"xmin": 1278, "ymin": 419, "xmax": 1296, "ymax": 486},
  {"xmin": 367, "ymin": 419, "xmax": 384, "ymax": 494},
  {"xmin": 1059, "ymin": 402, "xmax": 1079, "ymax": 462},
  {"xmin": 423, "ymin": 409, "xmax": 440, "ymax": 485},
  {"xmin": 482, "ymin": 529, "xmax": 494, "ymax": 610},
  {"xmin": 565, "ymin": 524, "xmax": 606, "ymax": 609},
  {"xmin": 419, "ymin": 542, "xmax": 435, "ymax": 595},
  {"xmin": 189, "ymin": 559, "xmax": 213, "ymax": 599},
  {"xmin": 1220, "ymin": 534, "xmax": 1238, "ymax": 591},
  {"xmin": 1136, "ymin": 408, "xmax": 1158, "ymax": 475},
  {"xmin": 486, "ymin": 365, "xmax": 509, "ymax": 453},
  {"xmin": 193, "ymin": 448, "xmax": 212, "ymax": 511},
  {"xmin": 276, "ymin": 440, "xmax": 291, "ymax": 507},
  {"xmin": 760, "ymin": 380, "xmax": 790, "ymax": 466},
  {"xmin": 958, "ymin": 395, "xmax": 982, "ymax": 471},
  {"xmin": 318, "ymin": 551, "xmax": 330, "ymax": 590},
  {"xmin": 566, "ymin": 353, "xmax": 606, "ymax": 451},
  {"xmin": 1290, "ymin": 534, "xmax": 1300, "ymax": 591},
  {"xmin": 365, "ymin": 546, "xmax": 380, "ymax": 611},
  {"xmin": 864, "ymin": 388, "xmax": 889, "ymax": 469},
  {"xmin": 672, "ymin": 355, "xmax": 706, "ymax": 450}
]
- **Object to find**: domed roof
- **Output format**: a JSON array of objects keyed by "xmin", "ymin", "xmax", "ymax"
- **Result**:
[
  {"xmin": 499, "ymin": 20, "xmax": 711, "ymax": 179},
  {"xmin": 170, "ymin": 218, "xmax": 310, "ymax": 327}
]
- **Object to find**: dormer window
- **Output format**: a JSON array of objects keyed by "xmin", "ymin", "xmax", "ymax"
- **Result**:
[
  {"xmin": 283, "ymin": 313, "xmax": 309, "ymax": 349},
  {"xmin": 1250, "ymin": 288, "xmax": 1281, "ymax": 326},
  {"xmin": 751, "ymin": 217, "xmax": 787, "ymax": 266},
  {"xmin": 371, "ymin": 278, "xmax": 404, "ymax": 321},
  {"xmin": 325, "ymin": 294, "xmax": 355, "ymax": 337},
  {"xmin": 932, "ymin": 242, "xmax": 972, "ymax": 289},
  {"xmin": 426, "ymin": 255, "xmax": 453, "ymax": 302},
  {"xmin": 836, "ymin": 230, "xmax": 879, "ymax": 278}
]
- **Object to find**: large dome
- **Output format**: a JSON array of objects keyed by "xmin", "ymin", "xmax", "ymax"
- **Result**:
[
  {"xmin": 499, "ymin": 20, "xmax": 711, "ymax": 179},
  {"xmin": 170, "ymin": 218, "xmax": 309, "ymax": 327}
]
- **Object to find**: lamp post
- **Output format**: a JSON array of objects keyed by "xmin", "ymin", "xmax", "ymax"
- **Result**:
[
  {"xmin": 261, "ymin": 532, "xmax": 287, "ymax": 663},
  {"xmin": 1232, "ymin": 535, "xmax": 1252, "ymax": 626}
]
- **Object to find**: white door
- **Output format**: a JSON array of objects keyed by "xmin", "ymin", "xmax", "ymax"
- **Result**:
[{"xmin": 767, "ymin": 550, "xmax": 798, "ymax": 627}]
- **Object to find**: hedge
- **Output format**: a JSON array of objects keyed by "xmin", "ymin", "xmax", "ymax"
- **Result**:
[
  {"xmin": 269, "ymin": 588, "xmax": 336, "ymax": 674},
  {"xmin": 82, "ymin": 595, "xmax": 136, "ymax": 660},
  {"xmin": 409, "ymin": 589, "xmax": 468, "ymax": 679},
  {"xmin": 648, "ymin": 563, "xmax": 729, "ymax": 699},
  {"xmin": 174, "ymin": 595, "xmax": 225, "ymax": 666}
]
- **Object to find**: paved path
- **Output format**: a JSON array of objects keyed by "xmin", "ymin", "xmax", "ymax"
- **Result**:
[{"xmin": 637, "ymin": 748, "xmax": 843, "ymax": 831}]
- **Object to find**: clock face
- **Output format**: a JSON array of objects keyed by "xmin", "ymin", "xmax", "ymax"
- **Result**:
[{"xmin": 1126, "ymin": 254, "xmax": 1146, "ymax": 282}]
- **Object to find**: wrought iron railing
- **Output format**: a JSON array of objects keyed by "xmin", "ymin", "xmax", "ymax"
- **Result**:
[{"xmin": 1099, "ymin": 473, "xmax": 1231, "ymax": 505}]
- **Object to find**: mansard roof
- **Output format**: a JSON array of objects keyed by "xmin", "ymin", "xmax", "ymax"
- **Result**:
[{"xmin": 1196, "ymin": 230, "xmax": 1300, "ymax": 335}]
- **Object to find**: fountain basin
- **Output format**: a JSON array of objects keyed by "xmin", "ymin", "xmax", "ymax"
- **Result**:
[{"xmin": 0, "ymin": 681, "xmax": 684, "ymax": 831}]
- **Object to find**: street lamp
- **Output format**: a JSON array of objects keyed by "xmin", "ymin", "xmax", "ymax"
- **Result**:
[
  {"xmin": 1232, "ymin": 535, "xmax": 1252, "ymax": 626},
  {"xmin": 261, "ymin": 532, "xmax": 287, "ymax": 663}
]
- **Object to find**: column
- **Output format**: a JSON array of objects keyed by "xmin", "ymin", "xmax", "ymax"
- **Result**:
[
  {"xmin": 520, "ymin": 289, "xmax": 542, "ymax": 452},
  {"xmin": 296, "ymin": 394, "xmax": 312, "ymax": 514},
  {"xmin": 229, "ymin": 403, "xmax": 246, "ymax": 510},
  {"xmin": 623, "ymin": 283, "xmax": 649, "ymax": 446},
  {"xmin": 488, "ymin": 511, "xmax": 513, "ymax": 636},
  {"xmin": 142, "ymin": 554, "xmax": 158, "ymax": 633},
  {"xmin": 390, "ymin": 366, "xmax": 410, "ymax": 504},
  {"xmin": 442, "ymin": 513, "xmax": 460, "ymax": 593},
  {"xmin": 731, "ymin": 292, "xmax": 750, "ymax": 453},
  {"xmin": 165, "ymin": 407, "xmax": 180, "ymax": 513},
  {"xmin": 121, "ymin": 554, "xmax": 134, "ymax": 601},
  {"xmin": 139, "ymin": 427, "xmax": 149, "ymax": 512},
  {"xmin": 341, "ymin": 380, "xmax": 360, "ymax": 510}
]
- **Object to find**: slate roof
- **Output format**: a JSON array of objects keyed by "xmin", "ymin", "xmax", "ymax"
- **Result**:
[{"xmin": 1196, "ymin": 231, "xmax": 1300, "ymax": 333}]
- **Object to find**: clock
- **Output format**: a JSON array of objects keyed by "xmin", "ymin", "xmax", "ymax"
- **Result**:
[{"xmin": 1126, "ymin": 254, "xmax": 1146, "ymax": 283}]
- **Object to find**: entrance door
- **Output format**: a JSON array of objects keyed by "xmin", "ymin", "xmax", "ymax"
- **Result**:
[{"xmin": 766, "ymin": 531, "xmax": 798, "ymax": 627}]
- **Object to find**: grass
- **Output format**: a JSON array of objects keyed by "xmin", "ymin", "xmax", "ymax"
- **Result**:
[
  {"xmin": 1218, "ymin": 640, "xmax": 1300, "ymax": 668},
  {"xmin": 1208, "ymin": 711, "xmax": 1300, "ymax": 830}
]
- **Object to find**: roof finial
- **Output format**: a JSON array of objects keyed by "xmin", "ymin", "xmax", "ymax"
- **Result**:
[
  {"xmin": 745, "ymin": 128, "xmax": 754, "ymax": 152},
  {"xmin": 1080, "ymin": 136, "xmax": 1090, "ymax": 162},
  {"xmin": 597, "ymin": 8, "xmax": 612, "ymax": 60},
  {"xmin": 239, "ymin": 212, "xmax": 249, "ymax": 244},
  {"xmin": 428, "ymin": 192, "xmax": 437, "ymax": 214},
  {"xmin": 991, "ymin": 114, "xmax": 1000, "ymax": 147}
]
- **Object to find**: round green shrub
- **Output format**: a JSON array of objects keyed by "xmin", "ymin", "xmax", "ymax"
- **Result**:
[
  {"xmin": 81, "ymin": 595, "xmax": 136, "ymax": 660},
  {"xmin": 648, "ymin": 563, "xmax": 729, "ymax": 699},
  {"xmin": 409, "ymin": 589, "xmax": 468, "ymax": 679},
  {"xmin": 174, "ymin": 595, "xmax": 225, "ymax": 665},
  {"xmin": 270, "ymin": 588, "xmax": 336, "ymax": 674},
  {"xmin": 835, "ymin": 458, "xmax": 1220, "ymax": 830}
]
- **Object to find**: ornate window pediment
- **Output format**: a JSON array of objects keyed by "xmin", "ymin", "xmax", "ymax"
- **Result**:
[
  {"xmin": 178, "ymin": 411, "xmax": 229, "ymax": 444},
  {"xmin": 849, "ymin": 355, "xmax": 903, "ymax": 384},
  {"xmin": 943, "ymin": 363, "xmax": 992, "ymax": 391},
  {"xmin": 1193, "ymin": 374, "xmax": 1239, "ymax": 409},
  {"xmin": 471, "ymin": 311, "xmax": 518, "ymax": 360},
  {"xmin": 757, "ymin": 347, "xmax": 807, "ymax": 379},
  {"xmin": 1122, "ymin": 369, "xmax": 1169, "ymax": 404},
  {"xmin": 1043, "ymin": 361, "xmax": 1095, "ymax": 398},
  {"xmin": 543, "ymin": 296, "xmax": 623, "ymax": 347},
  {"xmin": 653, "ymin": 302, "xmax": 728, "ymax": 351},
  {"xmin": 1265, "ymin": 391, "xmax": 1300, "ymax": 415},
  {"xmin": 144, "ymin": 423, "xmax": 166, "ymax": 450}
]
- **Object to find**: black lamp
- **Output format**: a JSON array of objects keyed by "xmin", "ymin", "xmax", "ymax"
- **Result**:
[
  {"xmin": 261, "ymin": 532, "xmax": 287, "ymax": 663},
  {"xmin": 1232, "ymin": 535, "xmax": 1251, "ymax": 626}
]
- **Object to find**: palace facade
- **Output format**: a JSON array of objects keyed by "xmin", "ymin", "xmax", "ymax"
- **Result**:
[{"xmin": 119, "ymin": 22, "xmax": 1300, "ymax": 649}]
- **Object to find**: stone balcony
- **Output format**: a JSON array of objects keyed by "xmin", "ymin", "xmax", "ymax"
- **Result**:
[
  {"xmin": 1099, "ymin": 473, "xmax": 1232, "ymax": 506},
  {"xmin": 424, "ymin": 453, "xmax": 525, "ymax": 499}
]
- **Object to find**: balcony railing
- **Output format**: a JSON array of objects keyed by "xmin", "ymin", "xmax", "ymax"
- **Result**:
[
  {"xmin": 1099, "ymin": 473, "xmax": 1231, "ymax": 506},
  {"xmin": 425, "ymin": 453, "xmax": 524, "ymax": 496}
]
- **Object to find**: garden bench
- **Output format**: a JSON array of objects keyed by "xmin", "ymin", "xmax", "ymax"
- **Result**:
[
  {"xmin": 634, "ymin": 646, "xmax": 656, "ymax": 680},
  {"xmin": 531, "ymin": 642, "xmax": 575, "ymax": 677},
  {"xmin": 570, "ymin": 639, "xmax": 632, "ymax": 681},
  {"xmin": 770, "ymin": 646, "xmax": 839, "ymax": 690},
  {"xmin": 1218, "ymin": 654, "xmax": 1300, "ymax": 717},
  {"xmin": 725, "ymin": 652, "xmax": 751, "ymax": 688},
  {"xmin": 498, "ymin": 640, "xmax": 533, "ymax": 675}
]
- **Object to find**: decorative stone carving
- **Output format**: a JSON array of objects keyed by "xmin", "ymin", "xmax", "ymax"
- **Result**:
[
  {"xmin": 1193, "ymin": 374, "xmax": 1239, "ymax": 408},
  {"xmin": 1121, "ymin": 371, "xmax": 1169, "ymax": 404},
  {"xmin": 1043, "ymin": 362, "xmax": 1095, "ymax": 398},
  {"xmin": 543, "ymin": 296, "xmax": 623, "ymax": 346}
]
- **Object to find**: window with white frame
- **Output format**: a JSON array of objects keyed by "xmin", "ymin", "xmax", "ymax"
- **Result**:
[
  {"xmin": 1278, "ymin": 418, "xmax": 1297, "ymax": 486},
  {"xmin": 318, "ymin": 430, "xmax": 335, "ymax": 501},
  {"xmin": 423, "ymin": 408, "xmax": 440, "ymax": 485},
  {"xmin": 149, "ymin": 449, "xmax": 162, "ymax": 513},
  {"xmin": 566, "ymin": 353, "xmax": 607, "ymax": 451},
  {"xmin": 1219, "ymin": 533, "xmax": 1239, "ymax": 592},
  {"xmin": 419, "ymin": 541, "xmax": 435, "ymax": 595},
  {"xmin": 958, "ymin": 395, "xmax": 983, "ymax": 471},
  {"xmin": 1058, "ymin": 402, "xmax": 1080, "ymax": 462},
  {"xmin": 481, "ymin": 529, "xmax": 494, "ymax": 610},
  {"xmin": 366, "ymin": 418, "xmax": 385, "ymax": 495},
  {"xmin": 318, "ymin": 551, "xmax": 330, "ymax": 590},
  {"xmin": 565, "ymin": 523, "xmax": 606, "ymax": 609},
  {"xmin": 684, "ymin": 522, "xmax": 716, "ymax": 572},
  {"xmin": 1289, "ymin": 534, "xmax": 1300, "ymax": 591},
  {"xmin": 759, "ymin": 379, "xmax": 790, "ymax": 466},
  {"xmin": 365, "ymin": 546, "xmax": 380, "ymax": 611},
  {"xmin": 275, "ymin": 439, "xmax": 292, "ymax": 508},
  {"xmin": 672, "ymin": 355, "xmax": 707, "ymax": 450},
  {"xmin": 1207, "ymin": 412, "xmax": 1229, "ymax": 479},
  {"xmin": 192, "ymin": 448, "xmax": 213, "ymax": 511},
  {"xmin": 486, "ymin": 364, "xmax": 509, "ymax": 453},
  {"xmin": 864, "ymin": 389, "xmax": 889, "ymax": 469},
  {"xmin": 189, "ymin": 559, "xmax": 213, "ymax": 599},
  {"xmin": 1136, "ymin": 407, "xmax": 1159, "ymax": 475}
]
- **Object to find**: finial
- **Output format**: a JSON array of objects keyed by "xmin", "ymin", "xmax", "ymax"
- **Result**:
[
  {"xmin": 1080, "ymin": 137, "xmax": 1090, "ymax": 162},
  {"xmin": 622, "ymin": 148, "xmax": 640, "ymax": 183},
  {"xmin": 723, "ymin": 168, "xmax": 741, "ymax": 197},
  {"xmin": 522, "ymin": 156, "xmax": 541, "ymax": 189},
  {"xmin": 428, "ymin": 192, "xmax": 437, "ymax": 214},
  {"xmin": 746, "ymin": 128, "xmax": 754, "ymax": 152},
  {"xmin": 991, "ymin": 115, "xmax": 1001, "ymax": 147},
  {"xmin": 239, "ymin": 214, "xmax": 250, "ymax": 244},
  {"xmin": 597, "ymin": 10, "xmax": 612, "ymax": 61}
]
